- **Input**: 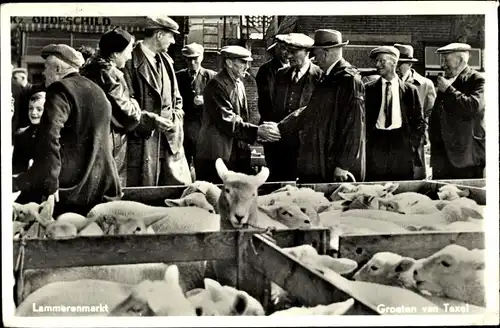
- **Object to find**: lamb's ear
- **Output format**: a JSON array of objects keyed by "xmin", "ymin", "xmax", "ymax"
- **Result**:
[
  {"xmin": 258, "ymin": 204, "xmax": 278, "ymax": 218},
  {"xmin": 164, "ymin": 265, "xmax": 180, "ymax": 284},
  {"xmin": 330, "ymin": 298, "xmax": 355, "ymax": 315},
  {"xmin": 435, "ymin": 201, "xmax": 449, "ymax": 210},
  {"xmin": 457, "ymin": 188, "xmax": 470, "ymax": 198},
  {"xmin": 460, "ymin": 207, "xmax": 483, "ymax": 220},
  {"xmin": 215, "ymin": 158, "xmax": 229, "ymax": 181},
  {"xmin": 233, "ymin": 294, "xmax": 248, "ymax": 315},
  {"xmin": 254, "ymin": 166, "xmax": 270, "ymax": 186},
  {"xmin": 165, "ymin": 198, "xmax": 184, "ymax": 207},
  {"xmin": 319, "ymin": 256, "xmax": 358, "ymax": 275},
  {"xmin": 395, "ymin": 258, "xmax": 416, "ymax": 273},
  {"xmin": 204, "ymin": 278, "xmax": 225, "ymax": 302},
  {"xmin": 383, "ymin": 182, "xmax": 399, "ymax": 194}
]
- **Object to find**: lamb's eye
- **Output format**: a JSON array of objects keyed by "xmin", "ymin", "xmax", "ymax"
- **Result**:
[
  {"xmin": 225, "ymin": 188, "xmax": 230, "ymax": 193},
  {"xmin": 370, "ymin": 265, "xmax": 378, "ymax": 271},
  {"xmin": 300, "ymin": 208, "xmax": 307, "ymax": 213},
  {"xmin": 281, "ymin": 210, "xmax": 290, "ymax": 216},
  {"xmin": 441, "ymin": 260, "xmax": 451, "ymax": 267},
  {"xmin": 189, "ymin": 204, "xmax": 195, "ymax": 207},
  {"xmin": 135, "ymin": 227, "xmax": 142, "ymax": 232},
  {"xmin": 304, "ymin": 220, "xmax": 310, "ymax": 224}
]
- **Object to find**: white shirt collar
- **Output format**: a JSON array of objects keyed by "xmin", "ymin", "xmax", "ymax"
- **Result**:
[
  {"xmin": 381, "ymin": 75, "xmax": 399, "ymax": 85},
  {"xmin": 293, "ymin": 60, "xmax": 311, "ymax": 79},
  {"xmin": 140, "ymin": 42, "xmax": 157, "ymax": 62},
  {"xmin": 325, "ymin": 58, "xmax": 341, "ymax": 76}
]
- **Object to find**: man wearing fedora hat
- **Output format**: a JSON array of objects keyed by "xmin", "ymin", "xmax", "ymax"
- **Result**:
[
  {"xmin": 256, "ymin": 34, "xmax": 289, "ymax": 125},
  {"xmin": 365, "ymin": 46, "xmax": 425, "ymax": 182},
  {"xmin": 264, "ymin": 33, "xmax": 322, "ymax": 182},
  {"xmin": 123, "ymin": 15, "xmax": 192, "ymax": 187},
  {"xmin": 176, "ymin": 43, "xmax": 216, "ymax": 177},
  {"xmin": 13, "ymin": 44, "xmax": 122, "ymax": 216},
  {"xmin": 195, "ymin": 45, "xmax": 281, "ymax": 183},
  {"xmin": 394, "ymin": 43, "xmax": 436, "ymax": 180},
  {"xmin": 428, "ymin": 43, "xmax": 485, "ymax": 179},
  {"xmin": 276, "ymin": 29, "xmax": 365, "ymax": 183}
]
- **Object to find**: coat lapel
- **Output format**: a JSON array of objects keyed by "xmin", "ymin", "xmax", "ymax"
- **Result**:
[
  {"xmin": 398, "ymin": 79, "xmax": 408, "ymax": 124},
  {"xmin": 281, "ymin": 67, "xmax": 294, "ymax": 112},
  {"xmin": 300, "ymin": 63, "xmax": 314, "ymax": 105},
  {"xmin": 369, "ymin": 78, "xmax": 383, "ymax": 127},
  {"xmin": 133, "ymin": 45, "xmax": 162, "ymax": 96}
]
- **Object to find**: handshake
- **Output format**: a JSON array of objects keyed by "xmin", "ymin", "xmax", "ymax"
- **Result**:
[{"xmin": 257, "ymin": 121, "xmax": 281, "ymax": 143}]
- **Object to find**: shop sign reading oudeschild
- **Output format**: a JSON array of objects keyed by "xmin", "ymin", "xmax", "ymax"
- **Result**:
[{"xmin": 11, "ymin": 16, "xmax": 112, "ymax": 26}]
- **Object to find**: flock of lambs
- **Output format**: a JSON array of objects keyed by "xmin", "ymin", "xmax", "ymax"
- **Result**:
[{"xmin": 12, "ymin": 159, "xmax": 487, "ymax": 316}]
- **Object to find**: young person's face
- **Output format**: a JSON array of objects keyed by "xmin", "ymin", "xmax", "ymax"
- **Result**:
[{"xmin": 28, "ymin": 98, "xmax": 45, "ymax": 125}]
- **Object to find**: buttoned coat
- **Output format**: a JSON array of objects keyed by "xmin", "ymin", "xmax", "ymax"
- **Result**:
[
  {"xmin": 278, "ymin": 58, "xmax": 366, "ymax": 183},
  {"xmin": 123, "ymin": 43, "xmax": 191, "ymax": 186},
  {"xmin": 429, "ymin": 66, "xmax": 485, "ymax": 169}
]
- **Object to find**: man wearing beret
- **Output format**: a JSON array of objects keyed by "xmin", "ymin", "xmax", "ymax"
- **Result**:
[
  {"xmin": 429, "ymin": 43, "xmax": 485, "ymax": 179},
  {"xmin": 81, "ymin": 28, "xmax": 142, "ymax": 187},
  {"xmin": 12, "ymin": 44, "xmax": 122, "ymax": 216},
  {"xmin": 195, "ymin": 45, "xmax": 281, "ymax": 183},
  {"xmin": 394, "ymin": 43, "xmax": 436, "ymax": 179},
  {"xmin": 123, "ymin": 15, "xmax": 192, "ymax": 186},
  {"xmin": 264, "ymin": 33, "xmax": 322, "ymax": 182},
  {"xmin": 365, "ymin": 46, "xmax": 425, "ymax": 182},
  {"xmin": 175, "ymin": 43, "xmax": 217, "ymax": 178},
  {"xmin": 276, "ymin": 29, "xmax": 365, "ymax": 183},
  {"xmin": 256, "ymin": 34, "xmax": 289, "ymax": 125}
]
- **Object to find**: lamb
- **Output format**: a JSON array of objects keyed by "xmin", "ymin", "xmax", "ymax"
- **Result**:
[
  {"xmin": 257, "ymin": 187, "xmax": 331, "ymax": 214},
  {"xmin": 165, "ymin": 192, "xmax": 216, "ymax": 214},
  {"xmin": 412, "ymin": 244, "xmax": 486, "ymax": 307},
  {"xmin": 352, "ymin": 252, "xmax": 419, "ymax": 290},
  {"xmin": 186, "ymin": 278, "xmax": 265, "ymax": 316},
  {"xmin": 270, "ymin": 298, "xmax": 354, "ymax": 316},
  {"xmin": 437, "ymin": 184, "xmax": 471, "ymax": 201},
  {"xmin": 16, "ymin": 265, "xmax": 202, "ymax": 316},
  {"xmin": 253, "ymin": 201, "xmax": 316, "ymax": 229},
  {"xmin": 179, "ymin": 180, "xmax": 222, "ymax": 213},
  {"xmin": 328, "ymin": 182, "xmax": 399, "ymax": 201}
]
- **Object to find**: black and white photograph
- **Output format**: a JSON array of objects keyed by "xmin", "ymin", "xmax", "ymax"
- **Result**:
[{"xmin": 2, "ymin": 1, "xmax": 499, "ymax": 326}]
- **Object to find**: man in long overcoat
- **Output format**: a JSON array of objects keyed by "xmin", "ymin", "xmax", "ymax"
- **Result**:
[
  {"xmin": 12, "ymin": 44, "xmax": 122, "ymax": 216},
  {"xmin": 264, "ymin": 33, "xmax": 322, "ymax": 182},
  {"xmin": 429, "ymin": 43, "xmax": 485, "ymax": 179},
  {"xmin": 123, "ymin": 16, "xmax": 191, "ymax": 186},
  {"xmin": 276, "ymin": 30, "xmax": 365, "ymax": 183},
  {"xmin": 365, "ymin": 46, "xmax": 425, "ymax": 182}
]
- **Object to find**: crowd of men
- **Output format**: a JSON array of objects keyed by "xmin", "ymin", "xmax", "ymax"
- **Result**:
[{"xmin": 10, "ymin": 15, "xmax": 485, "ymax": 216}]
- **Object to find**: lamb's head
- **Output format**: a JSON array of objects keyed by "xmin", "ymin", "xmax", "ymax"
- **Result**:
[
  {"xmin": 202, "ymin": 278, "xmax": 265, "ymax": 316},
  {"xmin": 186, "ymin": 288, "xmax": 221, "ymax": 316},
  {"xmin": 216, "ymin": 158, "xmax": 269, "ymax": 228},
  {"xmin": 284, "ymin": 245, "xmax": 358, "ymax": 275},
  {"xmin": 330, "ymin": 182, "xmax": 399, "ymax": 201},
  {"xmin": 337, "ymin": 194, "xmax": 381, "ymax": 211},
  {"xmin": 45, "ymin": 221, "xmax": 78, "ymax": 239},
  {"xmin": 13, "ymin": 200, "xmax": 53, "ymax": 224},
  {"xmin": 259, "ymin": 201, "xmax": 315, "ymax": 228},
  {"xmin": 109, "ymin": 265, "xmax": 202, "ymax": 316},
  {"xmin": 352, "ymin": 252, "xmax": 417, "ymax": 289},
  {"xmin": 165, "ymin": 193, "xmax": 215, "ymax": 214},
  {"xmin": 440, "ymin": 201, "xmax": 484, "ymax": 223},
  {"xmin": 412, "ymin": 244, "xmax": 485, "ymax": 297},
  {"xmin": 437, "ymin": 185, "xmax": 470, "ymax": 201},
  {"xmin": 116, "ymin": 217, "xmax": 149, "ymax": 235}
]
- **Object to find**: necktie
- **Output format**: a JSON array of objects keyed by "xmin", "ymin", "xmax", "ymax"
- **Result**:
[
  {"xmin": 384, "ymin": 81, "xmax": 393, "ymax": 128},
  {"xmin": 293, "ymin": 69, "xmax": 300, "ymax": 83},
  {"xmin": 154, "ymin": 54, "xmax": 162, "ymax": 73}
]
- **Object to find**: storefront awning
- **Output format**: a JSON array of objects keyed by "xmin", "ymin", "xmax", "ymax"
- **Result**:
[{"xmin": 15, "ymin": 22, "xmax": 145, "ymax": 34}]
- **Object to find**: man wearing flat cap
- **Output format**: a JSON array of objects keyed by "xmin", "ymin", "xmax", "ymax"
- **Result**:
[
  {"xmin": 195, "ymin": 45, "xmax": 281, "ymax": 183},
  {"xmin": 264, "ymin": 33, "xmax": 322, "ymax": 182},
  {"xmin": 365, "ymin": 46, "xmax": 425, "ymax": 182},
  {"xmin": 123, "ymin": 15, "xmax": 192, "ymax": 187},
  {"xmin": 175, "ymin": 43, "xmax": 216, "ymax": 177},
  {"xmin": 428, "ymin": 43, "xmax": 485, "ymax": 179},
  {"xmin": 276, "ymin": 29, "xmax": 365, "ymax": 183},
  {"xmin": 256, "ymin": 34, "xmax": 289, "ymax": 125},
  {"xmin": 12, "ymin": 44, "xmax": 122, "ymax": 216}
]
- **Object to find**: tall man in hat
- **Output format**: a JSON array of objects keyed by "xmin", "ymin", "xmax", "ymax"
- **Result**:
[
  {"xmin": 394, "ymin": 43, "xmax": 436, "ymax": 179},
  {"xmin": 175, "ymin": 43, "xmax": 216, "ymax": 178},
  {"xmin": 12, "ymin": 44, "xmax": 122, "ymax": 216},
  {"xmin": 123, "ymin": 15, "xmax": 192, "ymax": 187},
  {"xmin": 195, "ymin": 46, "xmax": 281, "ymax": 183},
  {"xmin": 264, "ymin": 33, "xmax": 322, "ymax": 182},
  {"xmin": 365, "ymin": 46, "xmax": 425, "ymax": 182},
  {"xmin": 429, "ymin": 43, "xmax": 485, "ymax": 179},
  {"xmin": 276, "ymin": 29, "xmax": 365, "ymax": 183},
  {"xmin": 256, "ymin": 34, "xmax": 289, "ymax": 124}
]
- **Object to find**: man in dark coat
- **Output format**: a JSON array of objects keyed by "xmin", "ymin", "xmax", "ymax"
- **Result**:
[
  {"xmin": 175, "ymin": 43, "xmax": 216, "ymax": 174},
  {"xmin": 123, "ymin": 15, "xmax": 192, "ymax": 186},
  {"xmin": 264, "ymin": 33, "xmax": 322, "ymax": 182},
  {"xmin": 276, "ymin": 29, "xmax": 365, "ymax": 183},
  {"xmin": 12, "ymin": 44, "xmax": 122, "ymax": 216},
  {"xmin": 365, "ymin": 46, "xmax": 425, "ymax": 182},
  {"xmin": 81, "ymin": 28, "xmax": 142, "ymax": 187},
  {"xmin": 255, "ymin": 34, "xmax": 289, "ymax": 124},
  {"xmin": 429, "ymin": 43, "xmax": 485, "ymax": 179},
  {"xmin": 195, "ymin": 46, "xmax": 281, "ymax": 183},
  {"xmin": 395, "ymin": 43, "xmax": 436, "ymax": 179}
]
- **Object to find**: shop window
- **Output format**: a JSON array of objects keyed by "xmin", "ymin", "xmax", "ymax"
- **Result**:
[
  {"xmin": 186, "ymin": 17, "xmax": 239, "ymax": 51},
  {"xmin": 425, "ymin": 46, "xmax": 482, "ymax": 70}
]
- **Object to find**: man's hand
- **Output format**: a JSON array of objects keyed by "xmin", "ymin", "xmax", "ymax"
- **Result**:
[
  {"xmin": 436, "ymin": 76, "xmax": 452, "ymax": 93},
  {"xmin": 193, "ymin": 95, "xmax": 204, "ymax": 106},
  {"xmin": 257, "ymin": 122, "xmax": 281, "ymax": 142},
  {"xmin": 334, "ymin": 167, "xmax": 352, "ymax": 182},
  {"xmin": 155, "ymin": 116, "xmax": 175, "ymax": 133}
]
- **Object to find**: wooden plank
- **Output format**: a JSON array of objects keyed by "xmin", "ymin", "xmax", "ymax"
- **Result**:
[
  {"xmin": 245, "ymin": 234, "xmax": 379, "ymax": 314},
  {"xmin": 338, "ymin": 231, "xmax": 485, "ymax": 267},
  {"xmin": 12, "ymin": 231, "xmax": 241, "ymax": 270},
  {"xmin": 434, "ymin": 179, "xmax": 486, "ymax": 188}
]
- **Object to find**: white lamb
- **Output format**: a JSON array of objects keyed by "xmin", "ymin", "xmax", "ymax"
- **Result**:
[
  {"xmin": 165, "ymin": 192, "xmax": 216, "ymax": 214},
  {"xmin": 258, "ymin": 187, "xmax": 331, "ymax": 214},
  {"xmin": 437, "ymin": 184, "xmax": 471, "ymax": 201},
  {"xmin": 270, "ymin": 298, "xmax": 354, "ymax": 316},
  {"xmin": 413, "ymin": 244, "xmax": 486, "ymax": 307},
  {"xmin": 179, "ymin": 180, "xmax": 222, "ymax": 213},
  {"xmin": 16, "ymin": 265, "xmax": 202, "ymax": 316},
  {"xmin": 329, "ymin": 182, "xmax": 399, "ymax": 201}
]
